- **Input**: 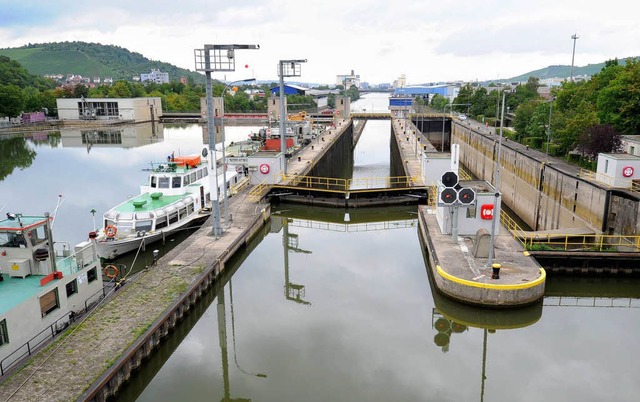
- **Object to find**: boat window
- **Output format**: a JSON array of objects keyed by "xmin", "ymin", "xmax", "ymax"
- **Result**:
[
  {"xmin": 0, "ymin": 232, "xmax": 28, "ymax": 248},
  {"xmin": 65, "ymin": 279, "xmax": 78, "ymax": 298},
  {"xmin": 1, "ymin": 319, "xmax": 9, "ymax": 347},
  {"xmin": 151, "ymin": 176, "xmax": 157, "ymax": 188},
  {"xmin": 183, "ymin": 175, "xmax": 190, "ymax": 186},
  {"xmin": 178, "ymin": 207, "xmax": 187, "ymax": 220},
  {"xmin": 40, "ymin": 288, "xmax": 60, "ymax": 317},
  {"xmin": 197, "ymin": 169, "xmax": 203, "ymax": 180},
  {"xmin": 118, "ymin": 213, "xmax": 134, "ymax": 221},
  {"xmin": 155, "ymin": 216, "xmax": 168, "ymax": 230},
  {"xmin": 172, "ymin": 176, "xmax": 182, "ymax": 188},
  {"xmin": 190, "ymin": 172, "xmax": 197, "ymax": 183},
  {"xmin": 104, "ymin": 211, "xmax": 117, "ymax": 220},
  {"xmin": 168, "ymin": 212, "xmax": 178, "ymax": 224},
  {"xmin": 203, "ymin": 167, "xmax": 208, "ymax": 177},
  {"xmin": 135, "ymin": 220, "xmax": 153, "ymax": 232},
  {"xmin": 158, "ymin": 177, "xmax": 170, "ymax": 188},
  {"xmin": 87, "ymin": 267, "xmax": 98, "ymax": 283},
  {"xmin": 27, "ymin": 226, "xmax": 48, "ymax": 246}
]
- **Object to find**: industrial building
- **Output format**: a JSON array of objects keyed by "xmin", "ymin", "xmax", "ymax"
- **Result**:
[{"xmin": 56, "ymin": 97, "xmax": 163, "ymax": 123}]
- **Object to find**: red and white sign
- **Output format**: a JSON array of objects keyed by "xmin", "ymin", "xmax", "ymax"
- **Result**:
[
  {"xmin": 259, "ymin": 163, "xmax": 270, "ymax": 174},
  {"xmin": 622, "ymin": 166, "xmax": 634, "ymax": 178},
  {"xmin": 480, "ymin": 204, "xmax": 494, "ymax": 220}
]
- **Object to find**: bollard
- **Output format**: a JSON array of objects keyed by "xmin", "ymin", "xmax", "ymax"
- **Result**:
[
  {"xmin": 297, "ymin": 156, "xmax": 301, "ymax": 162},
  {"xmin": 311, "ymin": 145, "xmax": 314, "ymax": 150},
  {"xmin": 491, "ymin": 263, "xmax": 501, "ymax": 279}
]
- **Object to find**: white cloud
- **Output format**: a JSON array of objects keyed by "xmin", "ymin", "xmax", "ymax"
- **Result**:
[{"xmin": 1, "ymin": 0, "xmax": 640, "ymax": 83}]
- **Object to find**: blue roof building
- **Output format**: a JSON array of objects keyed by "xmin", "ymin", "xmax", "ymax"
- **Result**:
[{"xmin": 270, "ymin": 84, "xmax": 308, "ymax": 96}]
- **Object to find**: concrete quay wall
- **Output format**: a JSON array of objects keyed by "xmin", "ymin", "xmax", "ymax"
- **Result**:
[
  {"xmin": 452, "ymin": 123, "xmax": 609, "ymax": 232},
  {"xmin": 80, "ymin": 204, "xmax": 270, "ymax": 402}
]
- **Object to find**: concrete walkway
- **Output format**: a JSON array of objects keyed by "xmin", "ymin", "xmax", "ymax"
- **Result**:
[{"xmin": 0, "ymin": 188, "xmax": 269, "ymax": 402}]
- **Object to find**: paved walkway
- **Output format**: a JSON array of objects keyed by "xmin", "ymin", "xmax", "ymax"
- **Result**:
[{"xmin": 0, "ymin": 188, "xmax": 268, "ymax": 402}]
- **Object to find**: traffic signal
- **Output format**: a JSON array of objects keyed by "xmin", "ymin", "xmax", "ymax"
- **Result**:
[
  {"xmin": 458, "ymin": 188, "xmax": 476, "ymax": 205},
  {"xmin": 441, "ymin": 171, "xmax": 458, "ymax": 188},
  {"xmin": 440, "ymin": 188, "xmax": 457, "ymax": 204}
]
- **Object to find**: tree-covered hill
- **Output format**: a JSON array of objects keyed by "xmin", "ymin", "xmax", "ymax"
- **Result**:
[
  {"xmin": 503, "ymin": 57, "xmax": 638, "ymax": 83},
  {"xmin": 0, "ymin": 42, "xmax": 204, "ymax": 83}
]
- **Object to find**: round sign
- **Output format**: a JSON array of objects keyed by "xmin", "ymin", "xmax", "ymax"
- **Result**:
[
  {"xmin": 259, "ymin": 164, "xmax": 270, "ymax": 174},
  {"xmin": 622, "ymin": 166, "xmax": 634, "ymax": 177}
]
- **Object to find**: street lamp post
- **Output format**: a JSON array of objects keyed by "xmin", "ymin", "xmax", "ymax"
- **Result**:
[
  {"xmin": 487, "ymin": 90, "xmax": 507, "ymax": 268},
  {"xmin": 546, "ymin": 97, "xmax": 555, "ymax": 162},
  {"xmin": 220, "ymin": 78, "xmax": 256, "ymax": 224},
  {"xmin": 441, "ymin": 103, "xmax": 471, "ymax": 152},
  {"xmin": 570, "ymin": 33, "xmax": 579, "ymax": 82},
  {"xmin": 194, "ymin": 44, "xmax": 259, "ymax": 236},
  {"xmin": 278, "ymin": 59, "xmax": 307, "ymax": 174}
]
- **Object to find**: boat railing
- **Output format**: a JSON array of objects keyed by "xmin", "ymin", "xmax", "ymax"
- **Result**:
[{"xmin": 0, "ymin": 280, "xmax": 110, "ymax": 377}]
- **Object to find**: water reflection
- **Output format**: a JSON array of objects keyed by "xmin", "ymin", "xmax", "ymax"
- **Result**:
[
  {"xmin": 0, "ymin": 136, "xmax": 37, "ymax": 181},
  {"xmin": 0, "ymin": 123, "xmax": 264, "ymax": 249}
]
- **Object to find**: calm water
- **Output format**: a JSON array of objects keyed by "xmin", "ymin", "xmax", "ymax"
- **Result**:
[{"xmin": 2, "ymin": 96, "xmax": 640, "ymax": 401}]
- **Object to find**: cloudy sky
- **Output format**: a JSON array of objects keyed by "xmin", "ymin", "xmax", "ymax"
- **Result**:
[{"xmin": 1, "ymin": 0, "xmax": 638, "ymax": 85}]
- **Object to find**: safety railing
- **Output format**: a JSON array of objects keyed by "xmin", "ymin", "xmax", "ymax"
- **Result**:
[
  {"xmin": 520, "ymin": 233, "xmax": 640, "ymax": 252},
  {"xmin": 230, "ymin": 176, "xmax": 250, "ymax": 196},
  {"xmin": 579, "ymin": 167, "xmax": 596, "ymax": 179},
  {"xmin": 248, "ymin": 179, "xmax": 270, "ymax": 203},
  {"xmin": 499, "ymin": 210, "xmax": 528, "ymax": 248},
  {"xmin": 500, "ymin": 207, "xmax": 640, "ymax": 252},
  {"xmin": 279, "ymin": 175, "xmax": 424, "ymax": 193}
]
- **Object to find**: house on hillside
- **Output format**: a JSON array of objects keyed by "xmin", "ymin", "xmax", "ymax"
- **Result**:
[{"xmin": 140, "ymin": 69, "xmax": 169, "ymax": 84}]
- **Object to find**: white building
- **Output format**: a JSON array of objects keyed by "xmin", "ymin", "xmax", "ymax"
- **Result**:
[
  {"xmin": 621, "ymin": 135, "xmax": 640, "ymax": 157},
  {"xmin": 56, "ymin": 97, "xmax": 163, "ymax": 122},
  {"xmin": 596, "ymin": 153, "xmax": 640, "ymax": 188},
  {"xmin": 140, "ymin": 69, "xmax": 169, "ymax": 84},
  {"xmin": 336, "ymin": 70, "xmax": 360, "ymax": 89}
]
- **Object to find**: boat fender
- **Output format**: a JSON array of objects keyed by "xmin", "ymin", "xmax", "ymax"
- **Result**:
[
  {"xmin": 105, "ymin": 225, "xmax": 117, "ymax": 238},
  {"xmin": 104, "ymin": 265, "xmax": 119, "ymax": 279}
]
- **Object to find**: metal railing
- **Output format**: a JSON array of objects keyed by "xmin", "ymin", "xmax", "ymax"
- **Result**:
[
  {"xmin": 289, "ymin": 219, "xmax": 418, "ymax": 233},
  {"xmin": 230, "ymin": 176, "xmax": 250, "ymax": 195},
  {"xmin": 500, "ymin": 209, "xmax": 640, "ymax": 252},
  {"xmin": 279, "ymin": 175, "xmax": 423, "ymax": 193},
  {"xmin": 248, "ymin": 179, "xmax": 270, "ymax": 203}
]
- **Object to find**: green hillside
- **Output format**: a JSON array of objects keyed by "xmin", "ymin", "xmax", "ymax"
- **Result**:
[
  {"xmin": 504, "ymin": 57, "xmax": 637, "ymax": 83},
  {"xmin": 0, "ymin": 42, "xmax": 204, "ymax": 83}
]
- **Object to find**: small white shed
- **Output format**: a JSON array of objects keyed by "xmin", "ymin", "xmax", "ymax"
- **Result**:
[{"xmin": 596, "ymin": 153, "xmax": 640, "ymax": 188}]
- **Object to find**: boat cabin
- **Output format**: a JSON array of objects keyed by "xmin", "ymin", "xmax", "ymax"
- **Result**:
[{"xmin": 0, "ymin": 214, "xmax": 104, "ymax": 373}]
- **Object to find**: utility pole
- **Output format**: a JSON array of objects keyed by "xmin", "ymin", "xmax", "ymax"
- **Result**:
[
  {"xmin": 194, "ymin": 44, "xmax": 259, "ymax": 236},
  {"xmin": 570, "ymin": 33, "xmax": 579, "ymax": 82},
  {"xmin": 278, "ymin": 59, "xmax": 307, "ymax": 174}
]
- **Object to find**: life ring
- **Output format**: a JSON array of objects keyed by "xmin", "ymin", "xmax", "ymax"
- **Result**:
[
  {"xmin": 104, "ymin": 265, "xmax": 119, "ymax": 279},
  {"xmin": 105, "ymin": 225, "xmax": 117, "ymax": 238}
]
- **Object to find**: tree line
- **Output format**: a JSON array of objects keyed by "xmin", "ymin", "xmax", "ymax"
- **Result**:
[
  {"xmin": 0, "ymin": 54, "xmax": 329, "ymax": 119},
  {"xmin": 426, "ymin": 58, "xmax": 640, "ymax": 166}
]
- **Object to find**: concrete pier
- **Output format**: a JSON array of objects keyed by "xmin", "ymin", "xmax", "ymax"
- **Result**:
[{"xmin": 418, "ymin": 205, "xmax": 546, "ymax": 307}]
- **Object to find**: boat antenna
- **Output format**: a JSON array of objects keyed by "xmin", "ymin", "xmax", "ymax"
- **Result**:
[
  {"xmin": 50, "ymin": 195, "xmax": 64, "ymax": 228},
  {"xmin": 0, "ymin": 204, "xmax": 5, "ymax": 214}
]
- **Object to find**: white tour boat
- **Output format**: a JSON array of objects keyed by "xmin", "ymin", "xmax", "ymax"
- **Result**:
[{"xmin": 91, "ymin": 154, "xmax": 245, "ymax": 260}]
